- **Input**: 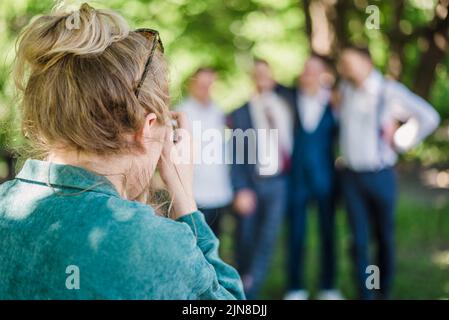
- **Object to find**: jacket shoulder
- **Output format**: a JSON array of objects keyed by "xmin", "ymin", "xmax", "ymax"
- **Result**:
[
  {"xmin": 230, "ymin": 103, "xmax": 249, "ymax": 117},
  {"xmin": 227, "ymin": 103, "xmax": 250, "ymax": 129}
]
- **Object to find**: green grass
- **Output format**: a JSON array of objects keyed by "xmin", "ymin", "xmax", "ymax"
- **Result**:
[{"xmin": 219, "ymin": 195, "xmax": 449, "ymax": 300}]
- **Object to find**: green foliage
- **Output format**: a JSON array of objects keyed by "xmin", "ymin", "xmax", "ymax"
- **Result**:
[{"xmin": 0, "ymin": 0, "xmax": 448, "ymax": 164}]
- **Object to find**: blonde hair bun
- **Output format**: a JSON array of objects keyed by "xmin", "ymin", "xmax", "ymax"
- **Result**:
[
  {"xmin": 13, "ymin": 2, "xmax": 169, "ymax": 156},
  {"xmin": 16, "ymin": 2, "xmax": 130, "ymax": 76}
]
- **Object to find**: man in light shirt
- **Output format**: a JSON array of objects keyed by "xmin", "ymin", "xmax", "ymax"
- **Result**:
[
  {"xmin": 277, "ymin": 55, "xmax": 342, "ymax": 300},
  {"xmin": 228, "ymin": 59, "xmax": 293, "ymax": 299},
  {"xmin": 337, "ymin": 46, "xmax": 440, "ymax": 299},
  {"xmin": 176, "ymin": 67, "xmax": 233, "ymax": 237}
]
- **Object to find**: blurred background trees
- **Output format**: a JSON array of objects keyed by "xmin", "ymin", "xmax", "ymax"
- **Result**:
[
  {"xmin": 0, "ymin": 0, "xmax": 448, "ymax": 299},
  {"xmin": 1, "ymin": 0, "xmax": 448, "ymax": 174}
]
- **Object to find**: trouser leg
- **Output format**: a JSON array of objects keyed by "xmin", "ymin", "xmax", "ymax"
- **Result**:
[
  {"xmin": 341, "ymin": 170, "xmax": 372, "ymax": 300},
  {"xmin": 246, "ymin": 177, "xmax": 287, "ymax": 299},
  {"xmin": 287, "ymin": 188, "xmax": 309, "ymax": 290}
]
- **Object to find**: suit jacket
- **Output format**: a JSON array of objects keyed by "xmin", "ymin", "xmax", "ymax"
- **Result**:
[
  {"xmin": 227, "ymin": 103, "xmax": 257, "ymax": 192},
  {"xmin": 276, "ymin": 86, "xmax": 338, "ymax": 196}
]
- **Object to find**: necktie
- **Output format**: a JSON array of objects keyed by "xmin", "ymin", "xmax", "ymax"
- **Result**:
[{"xmin": 263, "ymin": 105, "xmax": 291, "ymax": 173}]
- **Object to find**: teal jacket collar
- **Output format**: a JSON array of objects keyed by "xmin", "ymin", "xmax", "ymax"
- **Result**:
[{"xmin": 16, "ymin": 159, "xmax": 120, "ymax": 197}]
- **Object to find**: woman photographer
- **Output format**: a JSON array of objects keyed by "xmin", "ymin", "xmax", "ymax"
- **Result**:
[{"xmin": 0, "ymin": 3, "xmax": 244, "ymax": 300}]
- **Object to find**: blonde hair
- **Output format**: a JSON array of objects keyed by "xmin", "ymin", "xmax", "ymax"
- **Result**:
[{"xmin": 14, "ymin": 2, "xmax": 170, "ymax": 157}]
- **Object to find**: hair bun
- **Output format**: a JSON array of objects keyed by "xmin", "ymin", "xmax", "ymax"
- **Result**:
[
  {"xmin": 53, "ymin": 3, "xmax": 130, "ymax": 55},
  {"xmin": 15, "ymin": 2, "xmax": 130, "ymax": 76}
]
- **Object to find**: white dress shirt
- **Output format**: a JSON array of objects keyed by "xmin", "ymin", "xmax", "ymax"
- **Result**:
[
  {"xmin": 339, "ymin": 69, "xmax": 440, "ymax": 172},
  {"xmin": 249, "ymin": 91, "xmax": 293, "ymax": 176},
  {"xmin": 297, "ymin": 89, "xmax": 331, "ymax": 133},
  {"xmin": 176, "ymin": 97, "xmax": 233, "ymax": 208}
]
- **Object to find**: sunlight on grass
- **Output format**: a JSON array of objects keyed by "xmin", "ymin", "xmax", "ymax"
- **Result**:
[
  {"xmin": 432, "ymin": 250, "xmax": 449, "ymax": 269},
  {"xmin": 220, "ymin": 191, "xmax": 449, "ymax": 299}
]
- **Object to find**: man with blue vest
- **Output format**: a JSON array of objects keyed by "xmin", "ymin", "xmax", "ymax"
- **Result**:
[{"xmin": 278, "ymin": 54, "xmax": 342, "ymax": 300}]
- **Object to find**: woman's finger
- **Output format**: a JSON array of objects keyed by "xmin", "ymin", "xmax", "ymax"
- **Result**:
[
  {"xmin": 171, "ymin": 111, "xmax": 190, "ymax": 131},
  {"xmin": 165, "ymin": 123, "xmax": 174, "ymax": 144}
]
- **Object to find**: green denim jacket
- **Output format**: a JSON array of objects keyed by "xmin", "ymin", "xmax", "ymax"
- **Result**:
[{"xmin": 0, "ymin": 159, "xmax": 245, "ymax": 300}]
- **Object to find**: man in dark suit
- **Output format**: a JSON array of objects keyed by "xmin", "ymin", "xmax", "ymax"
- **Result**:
[
  {"xmin": 228, "ymin": 59, "xmax": 293, "ymax": 299},
  {"xmin": 277, "ymin": 55, "xmax": 342, "ymax": 300}
]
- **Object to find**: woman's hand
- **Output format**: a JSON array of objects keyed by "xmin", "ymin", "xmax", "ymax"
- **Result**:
[
  {"xmin": 233, "ymin": 189, "xmax": 257, "ymax": 216},
  {"xmin": 157, "ymin": 112, "xmax": 197, "ymax": 220}
]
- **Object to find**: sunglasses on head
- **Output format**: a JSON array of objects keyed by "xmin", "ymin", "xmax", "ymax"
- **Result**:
[{"xmin": 134, "ymin": 28, "xmax": 164, "ymax": 98}]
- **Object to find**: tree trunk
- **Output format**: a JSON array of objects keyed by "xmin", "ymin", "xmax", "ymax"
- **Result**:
[
  {"xmin": 331, "ymin": 0, "xmax": 349, "ymax": 51},
  {"xmin": 386, "ymin": 0, "xmax": 406, "ymax": 79},
  {"xmin": 413, "ymin": 35, "xmax": 447, "ymax": 99},
  {"xmin": 303, "ymin": 0, "xmax": 312, "ymax": 45}
]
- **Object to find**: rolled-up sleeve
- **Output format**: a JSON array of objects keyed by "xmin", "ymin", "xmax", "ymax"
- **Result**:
[{"xmin": 388, "ymin": 81, "xmax": 440, "ymax": 152}]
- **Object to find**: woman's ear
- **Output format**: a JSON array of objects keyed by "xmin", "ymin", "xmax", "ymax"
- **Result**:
[{"xmin": 135, "ymin": 113, "xmax": 158, "ymax": 143}]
